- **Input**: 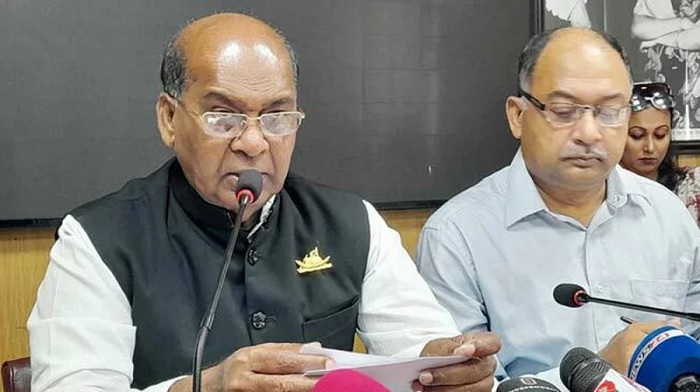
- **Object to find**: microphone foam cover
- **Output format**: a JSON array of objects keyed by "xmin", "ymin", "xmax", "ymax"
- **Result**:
[
  {"xmin": 553, "ymin": 283, "xmax": 587, "ymax": 308},
  {"xmin": 312, "ymin": 369, "xmax": 390, "ymax": 392},
  {"xmin": 234, "ymin": 170, "xmax": 263, "ymax": 202},
  {"xmin": 628, "ymin": 326, "xmax": 700, "ymax": 392},
  {"xmin": 560, "ymin": 347, "xmax": 611, "ymax": 392},
  {"xmin": 497, "ymin": 377, "xmax": 561, "ymax": 392}
]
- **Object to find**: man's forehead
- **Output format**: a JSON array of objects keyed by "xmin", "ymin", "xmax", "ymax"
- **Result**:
[
  {"xmin": 182, "ymin": 38, "xmax": 294, "ymax": 88},
  {"xmin": 531, "ymin": 33, "xmax": 630, "ymax": 97}
]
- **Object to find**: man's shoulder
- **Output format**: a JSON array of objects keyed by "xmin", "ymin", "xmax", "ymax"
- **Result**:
[
  {"xmin": 70, "ymin": 160, "xmax": 172, "ymax": 221},
  {"xmin": 619, "ymin": 166, "xmax": 684, "ymax": 205},
  {"xmin": 283, "ymin": 172, "xmax": 366, "ymax": 205},
  {"xmin": 425, "ymin": 166, "xmax": 509, "ymax": 231},
  {"xmin": 618, "ymin": 167, "xmax": 697, "ymax": 223}
]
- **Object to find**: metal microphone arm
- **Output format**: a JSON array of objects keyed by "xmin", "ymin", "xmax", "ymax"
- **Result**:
[{"xmin": 578, "ymin": 292, "xmax": 700, "ymax": 322}]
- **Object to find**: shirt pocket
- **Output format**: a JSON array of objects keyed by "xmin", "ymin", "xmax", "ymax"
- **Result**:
[
  {"xmin": 629, "ymin": 279, "xmax": 688, "ymax": 319},
  {"xmin": 302, "ymin": 296, "xmax": 359, "ymax": 350}
]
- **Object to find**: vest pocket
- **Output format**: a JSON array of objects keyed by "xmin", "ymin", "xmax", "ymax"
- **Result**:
[{"xmin": 302, "ymin": 296, "xmax": 360, "ymax": 349}]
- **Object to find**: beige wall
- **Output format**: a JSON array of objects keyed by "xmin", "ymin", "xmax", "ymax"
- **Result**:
[{"xmin": 0, "ymin": 209, "xmax": 434, "ymax": 366}]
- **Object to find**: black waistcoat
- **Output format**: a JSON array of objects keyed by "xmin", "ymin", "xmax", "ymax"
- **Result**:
[{"xmin": 69, "ymin": 159, "xmax": 369, "ymax": 388}]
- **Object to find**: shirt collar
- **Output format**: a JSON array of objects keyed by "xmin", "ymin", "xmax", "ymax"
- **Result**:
[
  {"xmin": 504, "ymin": 150, "xmax": 652, "ymax": 228},
  {"xmin": 504, "ymin": 149, "xmax": 547, "ymax": 227},
  {"xmin": 170, "ymin": 159, "xmax": 275, "ymax": 238},
  {"xmin": 610, "ymin": 165, "xmax": 652, "ymax": 209}
]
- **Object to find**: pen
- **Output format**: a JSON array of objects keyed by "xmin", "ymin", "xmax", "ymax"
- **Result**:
[{"xmin": 620, "ymin": 316, "xmax": 637, "ymax": 325}]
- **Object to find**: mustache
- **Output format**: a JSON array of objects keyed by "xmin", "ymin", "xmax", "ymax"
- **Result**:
[{"xmin": 560, "ymin": 146, "xmax": 609, "ymax": 160}]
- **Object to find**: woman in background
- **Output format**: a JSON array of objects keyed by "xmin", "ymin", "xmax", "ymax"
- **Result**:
[{"xmin": 621, "ymin": 81, "xmax": 700, "ymax": 226}]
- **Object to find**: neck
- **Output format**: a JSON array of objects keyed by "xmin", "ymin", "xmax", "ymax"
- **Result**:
[
  {"xmin": 533, "ymin": 178, "xmax": 606, "ymax": 227},
  {"xmin": 646, "ymin": 170, "xmax": 659, "ymax": 182}
]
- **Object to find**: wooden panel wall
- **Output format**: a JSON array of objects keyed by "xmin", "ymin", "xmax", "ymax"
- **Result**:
[
  {"xmin": 0, "ymin": 209, "xmax": 435, "ymax": 366},
  {"xmin": 0, "ymin": 227, "xmax": 55, "ymax": 365}
]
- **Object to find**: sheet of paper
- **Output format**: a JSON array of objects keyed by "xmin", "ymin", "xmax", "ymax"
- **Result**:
[{"xmin": 300, "ymin": 345, "xmax": 471, "ymax": 391}]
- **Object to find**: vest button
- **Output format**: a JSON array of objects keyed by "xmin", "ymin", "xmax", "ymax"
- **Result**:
[
  {"xmin": 251, "ymin": 311, "xmax": 267, "ymax": 330},
  {"xmin": 247, "ymin": 247, "xmax": 260, "ymax": 266}
]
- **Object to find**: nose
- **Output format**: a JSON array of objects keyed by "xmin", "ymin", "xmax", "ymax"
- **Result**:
[
  {"xmin": 643, "ymin": 135, "xmax": 656, "ymax": 153},
  {"xmin": 229, "ymin": 119, "xmax": 269, "ymax": 157},
  {"xmin": 571, "ymin": 110, "xmax": 603, "ymax": 146}
]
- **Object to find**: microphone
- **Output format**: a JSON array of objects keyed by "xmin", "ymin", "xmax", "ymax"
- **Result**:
[
  {"xmin": 560, "ymin": 347, "xmax": 650, "ymax": 392},
  {"xmin": 553, "ymin": 283, "xmax": 700, "ymax": 322},
  {"xmin": 496, "ymin": 376, "xmax": 561, "ymax": 392},
  {"xmin": 191, "ymin": 170, "xmax": 263, "ymax": 392},
  {"xmin": 311, "ymin": 369, "xmax": 390, "ymax": 392},
  {"xmin": 627, "ymin": 325, "xmax": 700, "ymax": 392}
]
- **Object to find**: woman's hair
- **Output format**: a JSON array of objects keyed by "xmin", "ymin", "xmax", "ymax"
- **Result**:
[{"xmin": 657, "ymin": 146, "xmax": 685, "ymax": 191}]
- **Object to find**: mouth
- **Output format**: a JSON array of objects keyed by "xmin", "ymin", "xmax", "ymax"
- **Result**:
[
  {"xmin": 638, "ymin": 157, "xmax": 658, "ymax": 165},
  {"xmin": 562, "ymin": 156, "xmax": 602, "ymax": 167}
]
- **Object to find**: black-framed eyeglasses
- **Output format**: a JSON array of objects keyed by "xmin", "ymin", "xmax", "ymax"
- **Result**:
[
  {"xmin": 517, "ymin": 88, "xmax": 631, "ymax": 127},
  {"xmin": 174, "ymin": 98, "xmax": 305, "ymax": 139},
  {"xmin": 630, "ymin": 82, "xmax": 675, "ymax": 113}
]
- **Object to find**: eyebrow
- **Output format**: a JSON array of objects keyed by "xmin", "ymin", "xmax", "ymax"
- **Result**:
[
  {"xmin": 628, "ymin": 125, "xmax": 669, "ymax": 132},
  {"xmin": 547, "ymin": 90, "xmax": 628, "ymax": 103},
  {"xmin": 201, "ymin": 91, "xmax": 296, "ymax": 111}
]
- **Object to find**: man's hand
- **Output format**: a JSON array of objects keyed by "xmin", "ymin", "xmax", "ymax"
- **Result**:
[
  {"xmin": 599, "ymin": 319, "xmax": 680, "ymax": 374},
  {"xmin": 169, "ymin": 342, "xmax": 331, "ymax": 392},
  {"xmin": 413, "ymin": 332, "xmax": 501, "ymax": 392}
]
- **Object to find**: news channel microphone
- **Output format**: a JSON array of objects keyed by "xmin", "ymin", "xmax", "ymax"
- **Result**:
[
  {"xmin": 311, "ymin": 369, "xmax": 390, "ymax": 392},
  {"xmin": 560, "ymin": 347, "xmax": 650, "ymax": 392},
  {"xmin": 191, "ymin": 170, "xmax": 263, "ymax": 392},
  {"xmin": 496, "ymin": 376, "xmax": 561, "ymax": 392},
  {"xmin": 553, "ymin": 283, "xmax": 700, "ymax": 322},
  {"xmin": 627, "ymin": 325, "xmax": 700, "ymax": 392}
]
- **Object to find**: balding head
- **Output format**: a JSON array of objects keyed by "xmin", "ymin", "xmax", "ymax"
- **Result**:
[
  {"xmin": 160, "ymin": 13, "xmax": 298, "ymax": 98},
  {"xmin": 155, "ymin": 13, "xmax": 303, "ymax": 222},
  {"xmin": 518, "ymin": 27, "xmax": 630, "ymax": 91}
]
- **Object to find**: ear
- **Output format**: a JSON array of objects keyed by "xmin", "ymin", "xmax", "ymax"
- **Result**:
[
  {"xmin": 156, "ymin": 93, "xmax": 177, "ymax": 148},
  {"xmin": 505, "ymin": 96, "xmax": 526, "ymax": 140}
]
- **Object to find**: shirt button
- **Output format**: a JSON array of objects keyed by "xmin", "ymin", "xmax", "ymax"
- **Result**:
[
  {"xmin": 597, "ymin": 285, "xmax": 604, "ymax": 293},
  {"xmin": 251, "ymin": 311, "xmax": 267, "ymax": 330},
  {"xmin": 247, "ymin": 247, "xmax": 260, "ymax": 266}
]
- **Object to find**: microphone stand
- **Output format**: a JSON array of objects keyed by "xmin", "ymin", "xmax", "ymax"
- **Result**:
[
  {"xmin": 578, "ymin": 292, "xmax": 700, "ymax": 322},
  {"xmin": 192, "ymin": 194, "xmax": 252, "ymax": 392}
]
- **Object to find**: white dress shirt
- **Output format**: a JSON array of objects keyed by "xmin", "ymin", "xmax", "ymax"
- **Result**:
[{"xmin": 29, "ymin": 200, "xmax": 460, "ymax": 391}]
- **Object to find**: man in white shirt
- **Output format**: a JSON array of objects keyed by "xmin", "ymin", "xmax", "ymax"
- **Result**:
[
  {"xmin": 417, "ymin": 27, "xmax": 700, "ymax": 386},
  {"xmin": 28, "ymin": 13, "xmax": 500, "ymax": 392}
]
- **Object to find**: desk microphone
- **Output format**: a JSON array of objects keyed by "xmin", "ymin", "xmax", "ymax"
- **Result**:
[
  {"xmin": 553, "ymin": 283, "xmax": 700, "ymax": 322},
  {"xmin": 627, "ymin": 325, "xmax": 700, "ymax": 392},
  {"xmin": 560, "ymin": 347, "xmax": 650, "ymax": 392},
  {"xmin": 496, "ymin": 376, "xmax": 561, "ymax": 392},
  {"xmin": 192, "ymin": 170, "xmax": 263, "ymax": 392}
]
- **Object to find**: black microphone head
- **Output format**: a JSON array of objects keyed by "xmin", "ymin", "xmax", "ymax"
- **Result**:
[
  {"xmin": 496, "ymin": 377, "xmax": 561, "ymax": 392},
  {"xmin": 554, "ymin": 283, "xmax": 589, "ymax": 308},
  {"xmin": 234, "ymin": 170, "xmax": 263, "ymax": 203},
  {"xmin": 560, "ymin": 347, "xmax": 611, "ymax": 392}
]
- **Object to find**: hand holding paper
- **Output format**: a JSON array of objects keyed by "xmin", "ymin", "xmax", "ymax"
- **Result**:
[{"xmin": 302, "ymin": 332, "xmax": 501, "ymax": 392}]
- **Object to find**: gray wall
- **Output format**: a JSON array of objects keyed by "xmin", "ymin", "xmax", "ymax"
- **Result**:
[{"xmin": 0, "ymin": 1, "xmax": 529, "ymax": 222}]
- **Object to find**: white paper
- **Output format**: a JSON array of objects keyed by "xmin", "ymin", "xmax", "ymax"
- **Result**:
[{"xmin": 300, "ymin": 345, "xmax": 472, "ymax": 392}]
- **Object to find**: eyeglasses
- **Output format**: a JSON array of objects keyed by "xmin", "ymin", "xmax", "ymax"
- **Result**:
[
  {"xmin": 517, "ymin": 88, "xmax": 631, "ymax": 127},
  {"xmin": 630, "ymin": 82, "xmax": 675, "ymax": 112},
  {"xmin": 176, "ymin": 99, "xmax": 305, "ymax": 138},
  {"xmin": 199, "ymin": 111, "xmax": 305, "ymax": 138}
]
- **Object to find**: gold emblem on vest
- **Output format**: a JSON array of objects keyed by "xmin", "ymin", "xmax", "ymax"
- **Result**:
[{"xmin": 295, "ymin": 247, "xmax": 332, "ymax": 274}]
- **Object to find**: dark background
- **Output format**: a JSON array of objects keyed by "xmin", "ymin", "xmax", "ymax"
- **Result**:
[{"xmin": 0, "ymin": 1, "xmax": 531, "ymax": 224}]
